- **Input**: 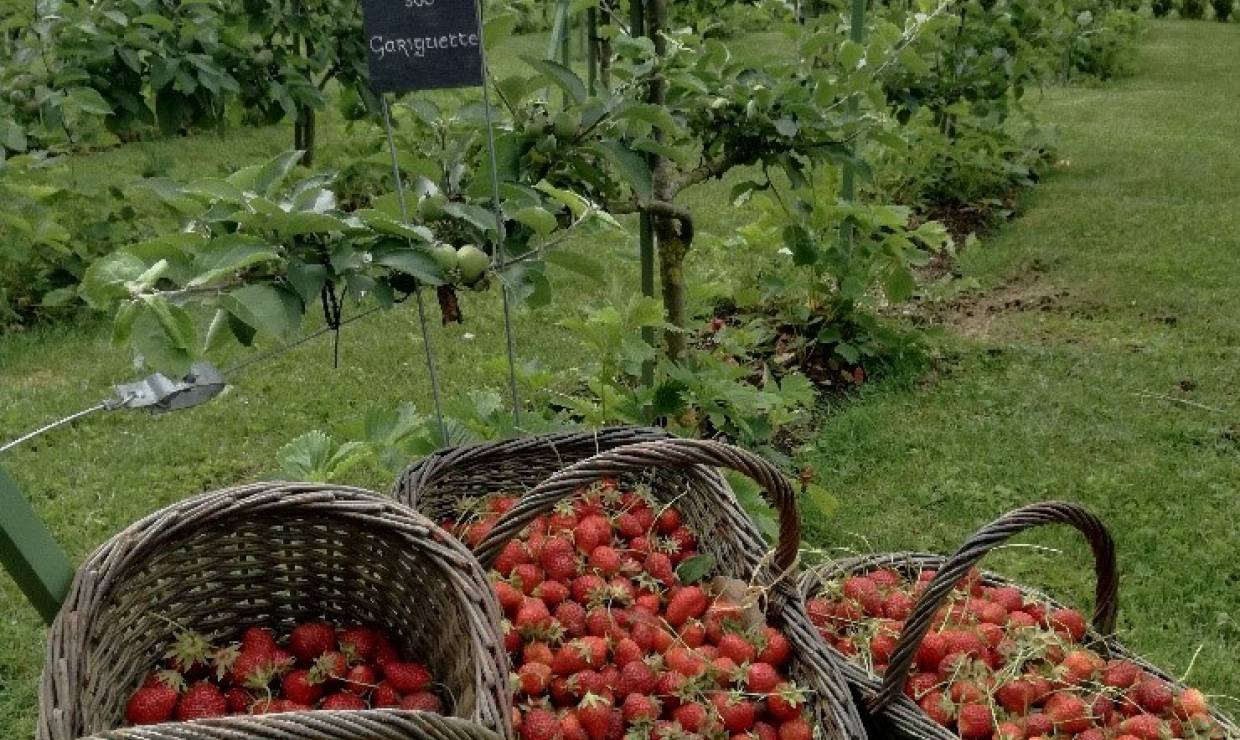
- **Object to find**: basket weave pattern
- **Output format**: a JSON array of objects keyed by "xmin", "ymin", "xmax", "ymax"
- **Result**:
[{"xmin": 39, "ymin": 482, "xmax": 512, "ymax": 740}]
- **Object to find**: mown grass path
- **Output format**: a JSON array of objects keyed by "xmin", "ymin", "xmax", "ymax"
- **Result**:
[
  {"xmin": 805, "ymin": 19, "xmax": 1239, "ymax": 702},
  {"xmin": 1, "ymin": 19, "xmax": 1237, "ymax": 735}
]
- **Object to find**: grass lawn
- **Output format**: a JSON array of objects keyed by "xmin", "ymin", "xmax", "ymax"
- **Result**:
[{"xmin": 2, "ymin": 18, "xmax": 1238, "ymax": 734}]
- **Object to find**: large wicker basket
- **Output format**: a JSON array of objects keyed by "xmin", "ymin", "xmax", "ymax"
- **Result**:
[
  {"xmin": 462, "ymin": 437, "xmax": 869, "ymax": 740},
  {"xmin": 798, "ymin": 501, "xmax": 1240, "ymax": 738},
  {"xmin": 81, "ymin": 710, "xmax": 501, "ymax": 739},
  {"xmin": 38, "ymin": 482, "xmax": 512, "ymax": 740}
]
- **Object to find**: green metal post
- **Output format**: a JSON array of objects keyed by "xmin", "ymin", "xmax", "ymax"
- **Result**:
[
  {"xmin": 0, "ymin": 467, "xmax": 74, "ymax": 625},
  {"xmin": 839, "ymin": 0, "xmax": 866, "ymax": 251},
  {"xmin": 631, "ymin": 0, "xmax": 656, "ymax": 387}
]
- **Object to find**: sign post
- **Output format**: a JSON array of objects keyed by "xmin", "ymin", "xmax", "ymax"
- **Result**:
[
  {"xmin": 360, "ymin": 0, "xmax": 521, "ymax": 429},
  {"xmin": 0, "ymin": 467, "xmax": 74, "ymax": 625}
]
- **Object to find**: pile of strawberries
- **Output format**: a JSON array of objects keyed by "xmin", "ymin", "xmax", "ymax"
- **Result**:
[
  {"xmin": 807, "ymin": 567, "xmax": 1229, "ymax": 739},
  {"xmin": 445, "ymin": 479, "xmax": 815, "ymax": 740},
  {"xmin": 124, "ymin": 621, "xmax": 443, "ymax": 725}
]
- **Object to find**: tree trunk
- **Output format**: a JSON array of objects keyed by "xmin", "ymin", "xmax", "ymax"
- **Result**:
[{"xmin": 598, "ymin": 0, "xmax": 613, "ymax": 88}]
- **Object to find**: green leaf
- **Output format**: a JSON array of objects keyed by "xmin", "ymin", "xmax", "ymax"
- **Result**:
[
  {"xmin": 188, "ymin": 235, "xmax": 281, "ymax": 287},
  {"xmin": 252, "ymin": 151, "xmax": 303, "ymax": 197},
  {"xmin": 67, "ymin": 87, "xmax": 113, "ymax": 116},
  {"xmin": 286, "ymin": 261, "xmax": 328, "ymax": 304},
  {"xmin": 267, "ymin": 211, "xmax": 349, "ymax": 236},
  {"xmin": 221, "ymin": 284, "xmax": 302, "ymax": 338},
  {"xmin": 131, "ymin": 310, "xmax": 192, "ymax": 375},
  {"xmin": 804, "ymin": 483, "xmax": 839, "ymax": 520},
  {"xmin": 374, "ymin": 247, "xmax": 445, "ymax": 286},
  {"xmin": 141, "ymin": 295, "xmax": 195, "ymax": 351},
  {"xmin": 182, "ymin": 178, "xmax": 246, "ymax": 203},
  {"xmin": 545, "ymin": 250, "xmax": 605, "ymax": 282},
  {"xmin": 112, "ymin": 300, "xmax": 141, "ymax": 346},
  {"xmin": 675, "ymin": 554, "xmax": 717, "ymax": 584},
  {"xmin": 513, "ymin": 206, "xmax": 558, "ymax": 236},
  {"xmin": 782, "ymin": 224, "xmax": 817, "ymax": 266},
  {"xmin": 81, "ymin": 252, "xmax": 146, "ymax": 308},
  {"xmin": 522, "ymin": 56, "xmax": 588, "ymax": 103},
  {"xmin": 883, "ymin": 264, "xmax": 916, "ymax": 302},
  {"xmin": 483, "ymin": 12, "xmax": 518, "ymax": 47},
  {"xmin": 276, "ymin": 430, "xmax": 371, "ymax": 483},
  {"xmin": 592, "ymin": 141, "xmax": 652, "ymax": 199},
  {"xmin": 613, "ymin": 104, "xmax": 684, "ymax": 137},
  {"xmin": 535, "ymin": 181, "xmax": 589, "ymax": 218}
]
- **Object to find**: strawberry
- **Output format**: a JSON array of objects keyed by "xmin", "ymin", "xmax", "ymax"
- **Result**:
[
  {"xmin": 643, "ymin": 552, "xmax": 676, "ymax": 587},
  {"xmin": 994, "ymin": 721, "xmax": 1022, "ymax": 740},
  {"xmin": 383, "ymin": 661, "xmax": 432, "ymax": 693},
  {"xmin": 717, "ymin": 633, "xmax": 757, "ymax": 664},
  {"xmin": 616, "ymin": 659, "xmax": 657, "ymax": 698},
  {"xmin": 515, "ymin": 597, "xmax": 554, "ymax": 635},
  {"xmin": 373, "ymin": 681, "xmax": 401, "ymax": 707},
  {"xmin": 1048, "ymin": 608, "xmax": 1087, "ymax": 642},
  {"xmin": 340, "ymin": 663, "xmax": 375, "ymax": 694},
  {"xmin": 870, "ymin": 633, "xmax": 898, "ymax": 665},
  {"xmin": 495, "ymin": 540, "xmax": 532, "ymax": 577},
  {"xmin": 495, "ymin": 581, "xmax": 525, "ymax": 615},
  {"xmin": 917, "ymin": 690, "xmax": 953, "ymax": 727},
  {"xmin": 311, "ymin": 651, "xmax": 348, "ymax": 683},
  {"xmin": 995, "ymin": 679, "xmax": 1037, "ymax": 714},
  {"xmin": 1045, "ymin": 693, "xmax": 1091, "ymax": 733},
  {"xmin": 746, "ymin": 662, "xmax": 781, "ymax": 694},
  {"xmin": 337, "ymin": 626, "xmax": 381, "ymax": 662},
  {"xmin": 281, "ymin": 669, "xmax": 325, "ymax": 705},
  {"xmin": 882, "ymin": 591, "xmax": 915, "ymax": 621},
  {"xmin": 538, "ymin": 580, "xmax": 570, "ymax": 607},
  {"xmin": 125, "ymin": 684, "xmax": 180, "ymax": 725},
  {"xmin": 664, "ymin": 586, "xmax": 708, "ymax": 626},
  {"xmin": 915, "ymin": 632, "xmax": 948, "ymax": 671},
  {"xmin": 757, "ymin": 627, "xmax": 792, "ymax": 666},
  {"xmin": 241, "ymin": 627, "xmax": 278, "ymax": 654},
  {"xmin": 1118, "ymin": 714, "xmax": 1166, "ymax": 740},
  {"xmin": 578, "ymin": 693, "xmax": 614, "ymax": 740},
  {"xmin": 711, "ymin": 693, "xmax": 757, "ymax": 732},
  {"xmin": 1174, "ymin": 688, "xmax": 1209, "ymax": 719},
  {"xmin": 175, "ymin": 681, "xmax": 228, "ymax": 721},
  {"xmin": 571, "ymin": 575, "xmax": 608, "ymax": 605},
  {"xmin": 1060, "ymin": 649, "xmax": 1104, "ymax": 684},
  {"xmin": 904, "ymin": 672, "xmax": 939, "ymax": 700},
  {"xmin": 520, "ymin": 708, "xmax": 561, "ymax": 740},
  {"xmin": 517, "ymin": 662, "xmax": 552, "ymax": 695},
  {"xmin": 767, "ymin": 683, "xmax": 807, "ymax": 722},
  {"xmin": 987, "ymin": 587, "xmax": 1023, "ymax": 612},
  {"xmin": 622, "ymin": 693, "xmax": 660, "ymax": 724},
  {"xmin": 322, "ymin": 692, "xmax": 367, "ymax": 710},
  {"xmin": 672, "ymin": 702, "xmax": 710, "ymax": 733},
  {"xmin": 524, "ymin": 641, "xmax": 555, "ymax": 666},
  {"xmin": 665, "ymin": 647, "xmax": 707, "ymax": 677},
  {"xmin": 228, "ymin": 649, "xmax": 285, "ymax": 689},
  {"xmin": 225, "ymin": 688, "xmax": 252, "ymax": 714},
  {"xmin": 588, "ymin": 546, "xmax": 622, "ymax": 576},
  {"xmin": 666, "ymin": 527, "xmax": 697, "ymax": 561},
  {"xmin": 955, "ymin": 703, "xmax": 992, "ymax": 738},
  {"xmin": 288, "ymin": 622, "xmax": 336, "ymax": 664},
  {"xmin": 1103, "ymin": 659, "xmax": 1141, "ymax": 689},
  {"xmin": 556, "ymin": 601, "xmax": 588, "ymax": 638},
  {"xmin": 1023, "ymin": 712, "xmax": 1053, "ymax": 737},
  {"xmin": 616, "ymin": 512, "xmax": 645, "ymax": 539},
  {"xmin": 776, "ymin": 717, "xmax": 811, "ymax": 740},
  {"xmin": 401, "ymin": 690, "xmax": 443, "ymax": 712},
  {"xmin": 575, "ymin": 515, "xmax": 612, "ymax": 554},
  {"xmin": 1134, "ymin": 677, "xmax": 1173, "ymax": 714},
  {"xmin": 561, "ymin": 711, "xmax": 589, "ymax": 740},
  {"xmin": 612, "ymin": 637, "xmax": 644, "ymax": 667},
  {"xmin": 512, "ymin": 563, "xmax": 545, "ymax": 595},
  {"xmin": 251, "ymin": 698, "xmax": 309, "ymax": 714}
]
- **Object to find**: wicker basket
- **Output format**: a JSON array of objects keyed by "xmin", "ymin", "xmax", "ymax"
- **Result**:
[
  {"xmin": 81, "ymin": 710, "xmax": 500, "ymax": 739},
  {"xmin": 798, "ymin": 501, "xmax": 1240, "ymax": 739},
  {"xmin": 38, "ymin": 482, "xmax": 512, "ymax": 740},
  {"xmin": 392, "ymin": 426, "xmax": 670, "ymax": 519},
  {"xmin": 465, "ymin": 437, "xmax": 869, "ymax": 740}
]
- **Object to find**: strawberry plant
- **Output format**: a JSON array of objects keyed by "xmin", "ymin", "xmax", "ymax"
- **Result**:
[{"xmin": 123, "ymin": 621, "xmax": 444, "ymax": 724}]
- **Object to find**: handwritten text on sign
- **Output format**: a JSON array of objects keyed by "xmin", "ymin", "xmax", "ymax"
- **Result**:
[{"xmin": 361, "ymin": 0, "xmax": 484, "ymax": 92}]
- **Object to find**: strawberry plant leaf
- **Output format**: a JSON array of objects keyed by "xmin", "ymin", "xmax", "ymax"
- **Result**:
[{"xmin": 675, "ymin": 555, "xmax": 716, "ymax": 584}]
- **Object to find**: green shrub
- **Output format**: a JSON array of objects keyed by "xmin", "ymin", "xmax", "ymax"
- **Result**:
[
  {"xmin": 1152, "ymin": 0, "xmax": 1174, "ymax": 15},
  {"xmin": 1212, "ymin": 0, "xmax": 1234, "ymax": 20},
  {"xmin": 1180, "ymin": 0, "xmax": 1207, "ymax": 18}
]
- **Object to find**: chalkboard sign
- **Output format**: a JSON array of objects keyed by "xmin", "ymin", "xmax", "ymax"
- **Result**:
[{"xmin": 361, "ymin": 0, "xmax": 485, "ymax": 92}]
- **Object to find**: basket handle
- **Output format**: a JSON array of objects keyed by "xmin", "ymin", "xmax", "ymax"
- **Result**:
[
  {"xmin": 472, "ymin": 438, "xmax": 801, "ymax": 575},
  {"xmin": 870, "ymin": 501, "xmax": 1119, "ymax": 713}
]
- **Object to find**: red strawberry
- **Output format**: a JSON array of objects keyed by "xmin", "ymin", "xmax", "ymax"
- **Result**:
[
  {"xmin": 665, "ymin": 586, "xmax": 708, "ymax": 626},
  {"xmin": 520, "ymin": 708, "xmax": 562, "ymax": 740},
  {"xmin": 344, "ymin": 664, "xmax": 376, "ymax": 694},
  {"xmin": 373, "ymin": 681, "xmax": 401, "ymax": 707},
  {"xmin": 993, "ymin": 721, "xmax": 1022, "ymax": 740},
  {"xmin": 746, "ymin": 662, "xmax": 781, "ymax": 694},
  {"xmin": 538, "ymin": 580, "xmax": 570, "ymax": 607},
  {"xmin": 612, "ymin": 637, "xmax": 644, "ymax": 667},
  {"xmin": 1134, "ymin": 677, "xmax": 1173, "ymax": 714},
  {"xmin": 1007, "ymin": 610, "xmax": 1037, "ymax": 629},
  {"xmin": 228, "ymin": 649, "xmax": 285, "ymax": 689},
  {"xmin": 225, "ymin": 688, "xmax": 252, "ymax": 714},
  {"xmin": 1118, "ymin": 714, "xmax": 1166, "ymax": 740},
  {"xmin": 560, "ymin": 711, "xmax": 589, "ymax": 740},
  {"xmin": 1060, "ymin": 649, "xmax": 1104, "ymax": 684},
  {"xmin": 917, "ymin": 690, "xmax": 953, "ymax": 727},
  {"xmin": 882, "ymin": 591, "xmax": 915, "ymax": 621},
  {"xmin": 616, "ymin": 659, "xmax": 657, "ymax": 698},
  {"xmin": 717, "ymin": 633, "xmax": 757, "ymax": 664},
  {"xmin": 495, "ymin": 540, "xmax": 531, "ymax": 577},
  {"xmin": 556, "ymin": 601, "xmax": 588, "ymax": 638},
  {"xmin": 515, "ymin": 597, "xmax": 553, "ymax": 635},
  {"xmin": 665, "ymin": 647, "xmax": 707, "ymax": 677},
  {"xmin": 125, "ymin": 684, "xmax": 180, "ymax": 725},
  {"xmin": 1048, "ymin": 608, "xmax": 1087, "ymax": 642},
  {"xmin": 776, "ymin": 717, "xmax": 811, "ymax": 740},
  {"xmin": 383, "ymin": 661, "xmax": 432, "ymax": 693},
  {"xmin": 644, "ymin": 552, "xmax": 676, "ymax": 587},
  {"xmin": 956, "ymin": 703, "xmax": 992, "ymax": 738},
  {"xmin": 711, "ymin": 693, "xmax": 757, "ymax": 732},
  {"xmin": 588, "ymin": 546, "xmax": 622, "ymax": 576},
  {"xmin": 287, "ymin": 622, "xmax": 336, "ymax": 664},
  {"xmin": 616, "ymin": 512, "xmax": 645, "ymax": 539},
  {"xmin": 842, "ymin": 577, "xmax": 883, "ymax": 616},
  {"xmin": 666, "ymin": 526, "xmax": 696, "ymax": 561},
  {"xmin": 767, "ymin": 683, "xmax": 807, "ymax": 722},
  {"xmin": 281, "ymin": 669, "xmax": 325, "ymax": 706},
  {"xmin": 241, "ymin": 627, "xmax": 278, "ymax": 654},
  {"xmin": 517, "ymin": 662, "xmax": 552, "ymax": 695},
  {"xmin": 995, "ymin": 679, "xmax": 1037, "ymax": 714},
  {"xmin": 313, "ymin": 651, "xmax": 348, "ymax": 682},
  {"xmin": 1174, "ymin": 688, "xmax": 1209, "ymax": 719},
  {"xmin": 757, "ymin": 627, "xmax": 791, "ymax": 666},
  {"xmin": 1023, "ymin": 712, "xmax": 1053, "ymax": 737},
  {"xmin": 575, "ymin": 515, "xmax": 612, "ymax": 554},
  {"xmin": 250, "ymin": 698, "xmax": 309, "ymax": 714},
  {"xmin": 399, "ymin": 690, "xmax": 441, "ymax": 712},
  {"xmin": 175, "ymin": 681, "xmax": 228, "ymax": 721},
  {"xmin": 1103, "ymin": 659, "xmax": 1141, "ymax": 689},
  {"xmin": 622, "ymin": 692, "xmax": 660, "ymax": 723},
  {"xmin": 571, "ymin": 575, "xmax": 608, "ymax": 605},
  {"xmin": 904, "ymin": 672, "xmax": 939, "ymax": 700},
  {"xmin": 1045, "ymin": 693, "xmax": 1091, "ymax": 733},
  {"xmin": 870, "ymin": 633, "xmax": 898, "ymax": 665},
  {"xmin": 672, "ymin": 702, "xmax": 710, "ymax": 733},
  {"xmin": 337, "ymin": 626, "xmax": 381, "ymax": 662},
  {"xmin": 512, "ymin": 563, "xmax": 545, "ymax": 595},
  {"xmin": 915, "ymin": 632, "xmax": 948, "ymax": 671},
  {"xmin": 322, "ymin": 692, "xmax": 366, "ymax": 710},
  {"xmin": 577, "ymin": 693, "xmax": 614, "ymax": 740}
]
